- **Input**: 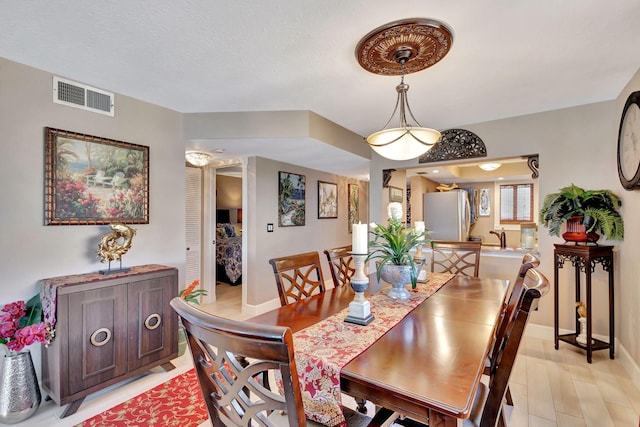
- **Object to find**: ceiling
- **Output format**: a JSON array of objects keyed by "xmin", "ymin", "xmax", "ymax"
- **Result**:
[{"xmin": 2, "ymin": 1, "xmax": 640, "ymax": 181}]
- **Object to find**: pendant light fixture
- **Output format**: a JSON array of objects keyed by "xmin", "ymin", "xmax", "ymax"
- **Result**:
[{"xmin": 356, "ymin": 18, "xmax": 453, "ymax": 161}]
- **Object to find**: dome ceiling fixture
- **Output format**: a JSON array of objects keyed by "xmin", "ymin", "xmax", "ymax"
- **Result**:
[
  {"xmin": 479, "ymin": 162, "xmax": 502, "ymax": 171},
  {"xmin": 185, "ymin": 151, "xmax": 214, "ymax": 167},
  {"xmin": 356, "ymin": 18, "xmax": 453, "ymax": 161}
]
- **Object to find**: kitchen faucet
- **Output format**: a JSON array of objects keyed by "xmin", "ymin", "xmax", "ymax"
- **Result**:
[{"xmin": 489, "ymin": 229, "xmax": 507, "ymax": 249}]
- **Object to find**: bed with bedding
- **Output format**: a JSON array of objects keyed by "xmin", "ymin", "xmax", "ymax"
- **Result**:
[{"xmin": 216, "ymin": 223, "xmax": 242, "ymax": 285}]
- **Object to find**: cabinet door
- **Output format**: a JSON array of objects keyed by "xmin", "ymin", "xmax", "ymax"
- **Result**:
[
  {"xmin": 67, "ymin": 285, "xmax": 128, "ymax": 395},
  {"xmin": 128, "ymin": 274, "xmax": 177, "ymax": 370}
]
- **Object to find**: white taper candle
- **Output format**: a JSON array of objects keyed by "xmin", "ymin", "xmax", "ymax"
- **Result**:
[{"xmin": 352, "ymin": 222, "xmax": 368, "ymax": 254}]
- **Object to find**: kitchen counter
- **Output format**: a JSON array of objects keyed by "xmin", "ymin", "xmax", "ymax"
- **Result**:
[
  {"xmin": 418, "ymin": 244, "xmax": 540, "ymax": 282},
  {"xmin": 480, "ymin": 244, "xmax": 539, "ymax": 258}
]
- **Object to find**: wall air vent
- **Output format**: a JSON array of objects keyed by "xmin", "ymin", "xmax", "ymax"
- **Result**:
[{"xmin": 53, "ymin": 76, "xmax": 115, "ymax": 116}]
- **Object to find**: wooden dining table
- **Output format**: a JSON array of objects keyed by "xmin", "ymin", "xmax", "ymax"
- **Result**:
[{"xmin": 249, "ymin": 273, "xmax": 510, "ymax": 427}]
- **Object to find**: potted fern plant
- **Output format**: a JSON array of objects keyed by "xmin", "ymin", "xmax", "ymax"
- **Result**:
[{"xmin": 540, "ymin": 184, "xmax": 624, "ymax": 243}]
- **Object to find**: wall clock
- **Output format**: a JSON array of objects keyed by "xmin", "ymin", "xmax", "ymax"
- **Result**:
[{"xmin": 618, "ymin": 90, "xmax": 640, "ymax": 190}]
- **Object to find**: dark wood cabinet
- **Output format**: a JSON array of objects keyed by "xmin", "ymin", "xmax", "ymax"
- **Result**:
[{"xmin": 40, "ymin": 265, "xmax": 178, "ymax": 417}]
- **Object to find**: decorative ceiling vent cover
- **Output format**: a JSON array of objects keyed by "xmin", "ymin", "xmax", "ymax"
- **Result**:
[{"xmin": 53, "ymin": 76, "xmax": 114, "ymax": 116}]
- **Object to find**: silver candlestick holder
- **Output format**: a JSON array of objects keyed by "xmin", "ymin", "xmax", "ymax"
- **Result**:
[{"xmin": 344, "ymin": 253, "xmax": 375, "ymax": 326}]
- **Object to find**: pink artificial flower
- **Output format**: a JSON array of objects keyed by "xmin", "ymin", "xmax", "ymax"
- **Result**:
[
  {"xmin": 1, "ymin": 298, "xmax": 55, "ymax": 355},
  {"xmin": 2, "ymin": 301, "xmax": 26, "ymax": 319},
  {"xmin": 6, "ymin": 323, "xmax": 51, "ymax": 352}
]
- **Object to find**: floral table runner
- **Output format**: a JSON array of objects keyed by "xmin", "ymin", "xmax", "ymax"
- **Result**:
[{"xmin": 292, "ymin": 272, "xmax": 454, "ymax": 426}]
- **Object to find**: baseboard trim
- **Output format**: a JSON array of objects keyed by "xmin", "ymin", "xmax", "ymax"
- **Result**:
[
  {"xmin": 242, "ymin": 298, "xmax": 281, "ymax": 317},
  {"xmin": 526, "ymin": 324, "xmax": 640, "ymax": 389}
]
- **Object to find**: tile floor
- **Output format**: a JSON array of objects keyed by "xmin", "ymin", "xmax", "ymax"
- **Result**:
[{"xmin": 22, "ymin": 281, "xmax": 640, "ymax": 427}]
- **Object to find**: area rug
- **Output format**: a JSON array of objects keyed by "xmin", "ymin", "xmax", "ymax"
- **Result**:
[{"xmin": 75, "ymin": 369, "xmax": 208, "ymax": 427}]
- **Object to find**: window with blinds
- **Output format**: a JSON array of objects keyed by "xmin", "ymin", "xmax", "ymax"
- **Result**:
[{"xmin": 500, "ymin": 183, "xmax": 533, "ymax": 224}]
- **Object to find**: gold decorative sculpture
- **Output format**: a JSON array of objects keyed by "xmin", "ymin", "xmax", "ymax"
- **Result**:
[
  {"xmin": 435, "ymin": 182, "xmax": 459, "ymax": 192},
  {"xmin": 575, "ymin": 301, "xmax": 587, "ymax": 318},
  {"xmin": 575, "ymin": 301, "xmax": 591, "ymax": 345},
  {"xmin": 97, "ymin": 223, "xmax": 136, "ymax": 273}
]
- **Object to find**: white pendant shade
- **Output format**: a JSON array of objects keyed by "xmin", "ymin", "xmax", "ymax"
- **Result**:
[{"xmin": 366, "ymin": 127, "xmax": 441, "ymax": 161}]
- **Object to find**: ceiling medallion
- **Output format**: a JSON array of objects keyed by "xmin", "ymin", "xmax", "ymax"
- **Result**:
[{"xmin": 356, "ymin": 18, "xmax": 453, "ymax": 76}]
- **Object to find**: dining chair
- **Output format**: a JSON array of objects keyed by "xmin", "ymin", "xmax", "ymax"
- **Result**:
[
  {"xmin": 485, "ymin": 253, "xmax": 541, "ymax": 405},
  {"xmin": 170, "ymin": 297, "xmax": 388, "ymax": 427},
  {"xmin": 470, "ymin": 267, "xmax": 550, "ymax": 427},
  {"xmin": 269, "ymin": 251, "xmax": 326, "ymax": 306},
  {"xmin": 391, "ymin": 267, "xmax": 549, "ymax": 427},
  {"xmin": 324, "ymin": 245, "xmax": 355, "ymax": 288},
  {"xmin": 430, "ymin": 241, "xmax": 482, "ymax": 277}
]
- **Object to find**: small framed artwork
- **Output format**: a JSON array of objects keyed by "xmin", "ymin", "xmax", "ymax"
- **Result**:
[
  {"xmin": 348, "ymin": 184, "xmax": 359, "ymax": 232},
  {"xmin": 278, "ymin": 171, "xmax": 306, "ymax": 226},
  {"xmin": 479, "ymin": 188, "xmax": 491, "ymax": 216},
  {"xmin": 44, "ymin": 127, "xmax": 149, "ymax": 225},
  {"xmin": 317, "ymin": 181, "xmax": 337, "ymax": 219},
  {"xmin": 389, "ymin": 186, "xmax": 403, "ymax": 202}
]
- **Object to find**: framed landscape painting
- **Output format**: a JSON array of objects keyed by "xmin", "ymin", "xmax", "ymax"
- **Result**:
[
  {"xmin": 389, "ymin": 186, "xmax": 403, "ymax": 202},
  {"xmin": 44, "ymin": 127, "xmax": 149, "ymax": 225},
  {"xmin": 278, "ymin": 171, "xmax": 305, "ymax": 226},
  {"xmin": 317, "ymin": 181, "xmax": 337, "ymax": 219}
]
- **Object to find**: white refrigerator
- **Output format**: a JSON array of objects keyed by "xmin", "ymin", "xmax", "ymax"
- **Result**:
[{"xmin": 423, "ymin": 190, "xmax": 471, "ymax": 241}]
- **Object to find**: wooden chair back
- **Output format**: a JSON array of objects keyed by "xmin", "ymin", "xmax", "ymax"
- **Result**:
[
  {"xmin": 489, "ymin": 254, "xmax": 541, "ymax": 367},
  {"xmin": 269, "ymin": 251, "xmax": 326, "ymax": 306},
  {"xmin": 477, "ymin": 267, "xmax": 550, "ymax": 427},
  {"xmin": 430, "ymin": 241, "xmax": 482, "ymax": 277},
  {"xmin": 170, "ymin": 297, "xmax": 306, "ymax": 427},
  {"xmin": 324, "ymin": 245, "xmax": 355, "ymax": 288}
]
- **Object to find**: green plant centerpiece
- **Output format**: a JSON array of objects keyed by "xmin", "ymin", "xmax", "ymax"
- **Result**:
[
  {"xmin": 366, "ymin": 202, "xmax": 430, "ymax": 299},
  {"xmin": 540, "ymin": 184, "xmax": 624, "ymax": 242}
]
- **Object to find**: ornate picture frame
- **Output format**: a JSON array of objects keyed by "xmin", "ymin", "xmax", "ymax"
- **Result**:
[
  {"xmin": 44, "ymin": 127, "xmax": 149, "ymax": 225},
  {"xmin": 348, "ymin": 184, "xmax": 359, "ymax": 232},
  {"xmin": 317, "ymin": 181, "xmax": 337, "ymax": 219},
  {"xmin": 278, "ymin": 171, "xmax": 305, "ymax": 226}
]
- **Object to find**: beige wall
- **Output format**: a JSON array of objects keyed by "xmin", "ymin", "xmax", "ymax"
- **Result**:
[
  {"xmin": 246, "ymin": 156, "xmax": 369, "ymax": 305},
  {"xmin": 216, "ymin": 175, "xmax": 242, "ymax": 209},
  {"xmin": 370, "ymin": 98, "xmax": 640, "ymax": 367},
  {"xmin": 0, "ymin": 58, "xmax": 185, "ymax": 374},
  {"xmin": 614, "ymin": 68, "xmax": 640, "ymax": 368}
]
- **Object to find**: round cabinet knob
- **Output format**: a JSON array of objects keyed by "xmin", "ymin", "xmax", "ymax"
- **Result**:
[
  {"xmin": 144, "ymin": 313, "xmax": 162, "ymax": 330},
  {"xmin": 89, "ymin": 328, "xmax": 112, "ymax": 347}
]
